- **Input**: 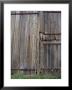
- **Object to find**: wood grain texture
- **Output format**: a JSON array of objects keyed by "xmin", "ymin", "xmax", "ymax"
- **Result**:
[{"xmin": 11, "ymin": 11, "xmax": 61, "ymax": 74}]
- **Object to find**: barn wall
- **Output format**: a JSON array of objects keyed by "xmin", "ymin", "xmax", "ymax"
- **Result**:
[{"xmin": 11, "ymin": 11, "xmax": 61, "ymax": 74}]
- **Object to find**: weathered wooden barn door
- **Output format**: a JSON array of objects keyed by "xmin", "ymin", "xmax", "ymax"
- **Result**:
[
  {"xmin": 39, "ymin": 12, "xmax": 61, "ymax": 73},
  {"xmin": 11, "ymin": 11, "xmax": 40, "ymax": 74},
  {"xmin": 11, "ymin": 11, "xmax": 61, "ymax": 75}
]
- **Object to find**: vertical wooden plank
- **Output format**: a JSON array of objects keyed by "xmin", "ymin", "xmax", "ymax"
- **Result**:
[
  {"xmin": 47, "ymin": 13, "xmax": 52, "ymax": 69},
  {"xmin": 29, "ymin": 14, "xmax": 33, "ymax": 70},
  {"xmin": 47, "ymin": 13, "xmax": 51, "ymax": 34},
  {"xmin": 57, "ymin": 13, "xmax": 61, "ymax": 33},
  {"xmin": 51, "ymin": 45, "xmax": 54, "ymax": 69},
  {"xmin": 50, "ymin": 45, "xmax": 52, "ymax": 69},
  {"xmin": 54, "ymin": 13, "xmax": 58, "ymax": 68},
  {"xmin": 11, "ymin": 14, "xmax": 16, "ymax": 42},
  {"xmin": 33, "ymin": 15, "xmax": 37, "ymax": 69},
  {"xmin": 39, "ymin": 12, "xmax": 45, "ymax": 73},
  {"xmin": 50, "ymin": 13, "xmax": 59, "ymax": 34},
  {"xmin": 26, "ymin": 14, "xmax": 31, "ymax": 70},
  {"xmin": 24, "ymin": 15, "xmax": 30, "ymax": 69},
  {"xmin": 49, "ymin": 13, "xmax": 54, "ymax": 69},
  {"xmin": 54, "ymin": 45, "xmax": 58, "ymax": 68},
  {"xmin": 58, "ymin": 45, "xmax": 61, "ymax": 68},
  {"xmin": 27, "ymin": 15, "xmax": 31, "ymax": 70},
  {"xmin": 14, "ymin": 13, "xmax": 20, "ymax": 70},
  {"xmin": 28, "ymin": 13, "xmax": 38, "ymax": 74},
  {"xmin": 48, "ymin": 13, "xmax": 52, "ymax": 69},
  {"xmin": 36, "ymin": 13, "xmax": 40, "ymax": 74},
  {"xmin": 56, "ymin": 13, "xmax": 61, "ymax": 69},
  {"xmin": 44, "ymin": 44, "xmax": 48, "ymax": 69},
  {"xmin": 39, "ymin": 12, "xmax": 45, "ymax": 33},
  {"xmin": 19, "ymin": 15, "xmax": 26, "ymax": 69},
  {"xmin": 44, "ymin": 12, "xmax": 48, "ymax": 33},
  {"xmin": 44, "ymin": 12, "xmax": 48, "ymax": 69},
  {"xmin": 31, "ymin": 14, "xmax": 37, "ymax": 70},
  {"xmin": 11, "ymin": 14, "xmax": 16, "ymax": 69},
  {"xmin": 48, "ymin": 44, "xmax": 50, "ymax": 69},
  {"xmin": 11, "ymin": 12, "xmax": 20, "ymax": 69}
]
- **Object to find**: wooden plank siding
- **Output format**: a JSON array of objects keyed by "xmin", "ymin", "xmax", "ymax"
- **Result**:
[{"xmin": 11, "ymin": 11, "xmax": 61, "ymax": 74}]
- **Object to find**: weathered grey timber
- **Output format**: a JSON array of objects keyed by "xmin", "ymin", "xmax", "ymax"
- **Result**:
[{"xmin": 11, "ymin": 11, "xmax": 61, "ymax": 74}]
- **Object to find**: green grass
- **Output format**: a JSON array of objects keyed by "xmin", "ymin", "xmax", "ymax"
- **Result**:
[{"xmin": 11, "ymin": 72, "xmax": 61, "ymax": 79}]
